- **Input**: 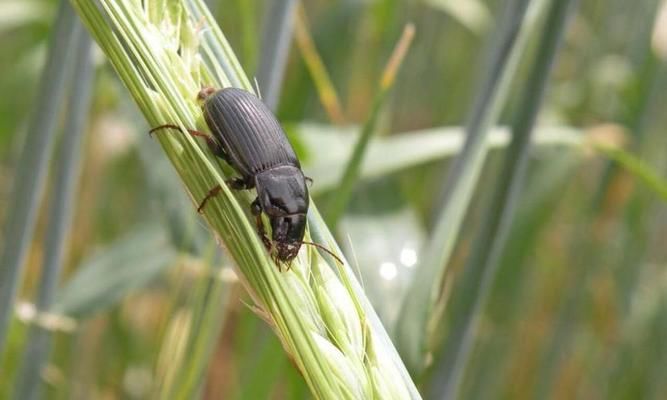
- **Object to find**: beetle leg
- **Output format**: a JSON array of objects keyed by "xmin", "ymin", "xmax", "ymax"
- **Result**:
[
  {"xmin": 225, "ymin": 178, "xmax": 253, "ymax": 190},
  {"xmin": 149, "ymin": 124, "xmax": 206, "ymax": 138},
  {"xmin": 251, "ymin": 198, "xmax": 273, "ymax": 251},
  {"xmin": 250, "ymin": 198, "xmax": 263, "ymax": 216},
  {"xmin": 196, "ymin": 179, "xmax": 253, "ymax": 213},
  {"xmin": 256, "ymin": 215, "xmax": 273, "ymax": 251},
  {"xmin": 149, "ymin": 124, "xmax": 228, "ymax": 161},
  {"xmin": 205, "ymin": 139, "xmax": 227, "ymax": 160},
  {"xmin": 196, "ymin": 185, "xmax": 222, "ymax": 213}
]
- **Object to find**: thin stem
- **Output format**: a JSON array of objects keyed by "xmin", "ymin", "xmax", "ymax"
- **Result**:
[
  {"xmin": 325, "ymin": 24, "xmax": 415, "ymax": 229},
  {"xmin": 293, "ymin": 3, "xmax": 346, "ymax": 124}
]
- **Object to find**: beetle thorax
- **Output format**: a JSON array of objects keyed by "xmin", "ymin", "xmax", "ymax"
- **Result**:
[{"xmin": 254, "ymin": 166, "xmax": 308, "ymax": 217}]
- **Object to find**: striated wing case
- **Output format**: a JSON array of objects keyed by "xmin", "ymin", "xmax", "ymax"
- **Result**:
[{"xmin": 203, "ymin": 88, "xmax": 299, "ymax": 177}]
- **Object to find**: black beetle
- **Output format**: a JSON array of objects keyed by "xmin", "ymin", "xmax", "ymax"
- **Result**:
[{"xmin": 151, "ymin": 87, "xmax": 337, "ymax": 266}]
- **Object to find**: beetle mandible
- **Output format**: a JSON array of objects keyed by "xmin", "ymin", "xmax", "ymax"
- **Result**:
[{"xmin": 151, "ymin": 87, "xmax": 314, "ymax": 265}]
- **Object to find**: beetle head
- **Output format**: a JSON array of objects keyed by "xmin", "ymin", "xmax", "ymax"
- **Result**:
[
  {"xmin": 255, "ymin": 167, "xmax": 309, "ymax": 262},
  {"xmin": 271, "ymin": 214, "xmax": 307, "ymax": 262}
]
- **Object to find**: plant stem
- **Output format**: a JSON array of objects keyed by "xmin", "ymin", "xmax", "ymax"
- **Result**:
[{"xmin": 293, "ymin": 3, "xmax": 346, "ymax": 124}]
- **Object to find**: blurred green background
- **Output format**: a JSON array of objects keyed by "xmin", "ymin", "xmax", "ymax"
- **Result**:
[{"xmin": 1, "ymin": 0, "xmax": 666, "ymax": 399}]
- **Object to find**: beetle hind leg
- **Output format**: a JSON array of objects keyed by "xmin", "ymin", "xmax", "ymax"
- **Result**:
[
  {"xmin": 149, "ymin": 124, "xmax": 205, "ymax": 138},
  {"xmin": 149, "ymin": 124, "xmax": 228, "ymax": 161}
]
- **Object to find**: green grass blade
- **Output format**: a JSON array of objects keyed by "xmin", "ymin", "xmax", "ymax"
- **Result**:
[
  {"xmin": 0, "ymin": 0, "xmax": 81, "ymax": 355},
  {"xmin": 13, "ymin": 31, "xmax": 94, "ymax": 400},
  {"xmin": 326, "ymin": 24, "xmax": 415, "ymax": 229},
  {"xmin": 395, "ymin": 0, "xmax": 545, "ymax": 373},
  {"xmin": 325, "ymin": 94, "xmax": 385, "ymax": 229},
  {"xmin": 299, "ymin": 124, "xmax": 584, "ymax": 195},
  {"xmin": 429, "ymin": 0, "xmax": 579, "ymax": 397}
]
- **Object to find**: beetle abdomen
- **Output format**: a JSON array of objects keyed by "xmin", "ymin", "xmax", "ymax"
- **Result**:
[{"xmin": 203, "ymin": 88, "xmax": 299, "ymax": 177}]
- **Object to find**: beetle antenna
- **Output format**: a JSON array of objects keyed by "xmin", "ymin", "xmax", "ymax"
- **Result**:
[{"xmin": 299, "ymin": 241, "xmax": 343, "ymax": 265}]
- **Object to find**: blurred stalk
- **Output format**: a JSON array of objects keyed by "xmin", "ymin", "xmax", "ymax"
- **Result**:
[
  {"xmin": 257, "ymin": 0, "xmax": 297, "ymax": 111},
  {"xmin": 396, "ymin": 0, "xmax": 544, "ymax": 373},
  {"xmin": 294, "ymin": 3, "xmax": 346, "ymax": 124},
  {"xmin": 0, "ymin": 0, "xmax": 81, "ymax": 355},
  {"xmin": 326, "ymin": 24, "xmax": 415, "ymax": 230},
  {"xmin": 13, "ymin": 31, "xmax": 93, "ymax": 400},
  {"xmin": 429, "ymin": 0, "xmax": 579, "ymax": 397}
]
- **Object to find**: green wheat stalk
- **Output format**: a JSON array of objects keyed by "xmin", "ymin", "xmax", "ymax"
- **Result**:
[{"xmin": 68, "ymin": 0, "xmax": 420, "ymax": 398}]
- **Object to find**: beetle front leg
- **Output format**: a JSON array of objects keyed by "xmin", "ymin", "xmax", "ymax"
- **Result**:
[
  {"xmin": 226, "ymin": 178, "xmax": 254, "ymax": 190},
  {"xmin": 251, "ymin": 198, "xmax": 272, "ymax": 251}
]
